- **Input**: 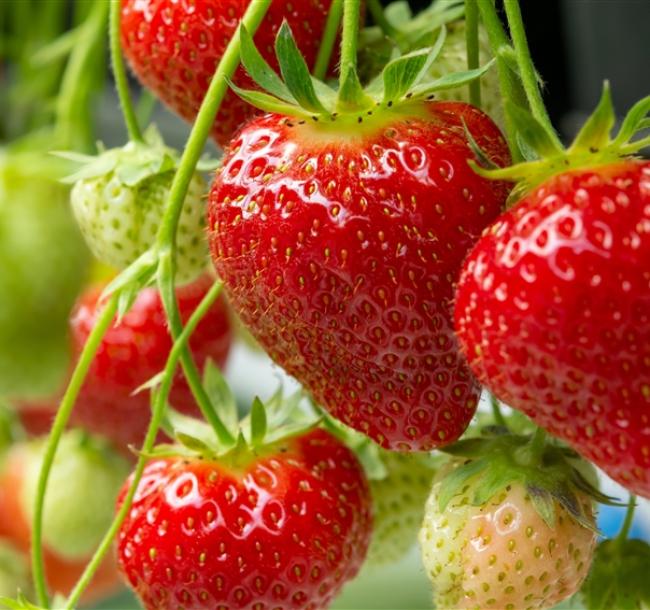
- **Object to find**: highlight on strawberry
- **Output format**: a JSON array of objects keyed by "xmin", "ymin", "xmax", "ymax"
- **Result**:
[{"xmin": 0, "ymin": 0, "xmax": 648, "ymax": 609}]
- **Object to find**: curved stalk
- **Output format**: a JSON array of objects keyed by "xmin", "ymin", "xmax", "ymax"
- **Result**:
[
  {"xmin": 465, "ymin": 0, "xmax": 481, "ymax": 108},
  {"xmin": 313, "ymin": 0, "xmax": 344, "ymax": 80},
  {"xmin": 617, "ymin": 495, "xmax": 637, "ymax": 544},
  {"xmin": 31, "ymin": 294, "xmax": 118, "ymax": 607}
]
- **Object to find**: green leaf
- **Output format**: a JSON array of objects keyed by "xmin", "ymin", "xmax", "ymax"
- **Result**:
[
  {"xmin": 414, "ymin": 60, "xmax": 495, "ymax": 96},
  {"xmin": 613, "ymin": 93, "xmax": 650, "ymax": 147},
  {"xmin": 166, "ymin": 409, "xmax": 219, "ymax": 450},
  {"xmin": 202, "ymin": 360, "xmax": 239, "ymax": 439},
  {"xmin": 570, "ymin": 82, "xmax": 616, "ymax": 153},
  {"xmin": 504, "ymin": 100, "xmax": 565, "ymax": 158},
  {"xmin": 239, "ymin": 25, "xmax": 296, "ymax": 104},
  {"xmin": 227, "ymin": 82, "xmax": 313, "ymax": 119},
  {"xmin": 249, "ymin": 396, "xmax": 267, "ymax": 446},
  {"xmin": 274, "ymin": 21, "xmax": 327, "ymax": 113},
  {"xmin": 437, "ymin": 458, "xmax": 488, "ymax": 511},
  {"xmin": 472, "ymin": 463, "xmax": 520, "ymax": 506},
  {"xmin": 382, "ymin": 33, "xmax": 444, "ymax": 103},
  {"xmin": 132, "ymin": 371, "xmax": 164, "ymax": 396}
]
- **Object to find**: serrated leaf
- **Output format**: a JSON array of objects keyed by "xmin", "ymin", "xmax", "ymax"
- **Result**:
[
  {"xmin": 275, "ymin": 21, "xmax": 327, "ymax": 113},
  {"xmin": 249, "ymin": 396, "xmax": 267, "ymax": 446},
  {"xmin": 504, "ymin": 100, "xmax": 565, "ymax": 158},
  {"xmin": 202, "ymin": 360, "xmax": 238, "ymax": 438},
  {"xmin": 527, "ymin": 485, "xmax": 556, "ymax": 528},
  {"xmin": 571, "ymin": 83, "xmax": 616, "ymax": 153},
  {"xmin": 437, "ymin": 458, "xmax": 488, "ymax": 511},
  {"xmin": 239, "ymin": 25, "xmax": 296, "ymax": 104}
]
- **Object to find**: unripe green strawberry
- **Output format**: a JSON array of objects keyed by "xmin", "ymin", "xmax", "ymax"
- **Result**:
[
  {"xmin": 0, "ymin": 145, "xmax": 89, "ymax": 399},
  {"xmin": 419, "ymin": 464, "xmax": 597, "ymax": 610},
  {"xmin": 0, "ymin": 540, "xmax": 31, "ymax": 599},
  {"xmin": 366, "ymin": 452, "xmax": 436, "ymax": 566},
  {"xmin": 20, "ymin": 430, "xmax": 130, "ymax": 560},
  {"xmin": 66, "ymin": 130, "xmax": 209, "ymax": 284}
]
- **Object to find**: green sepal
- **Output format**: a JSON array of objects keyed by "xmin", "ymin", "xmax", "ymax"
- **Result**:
[
  {"xmin": 202, "ymin": 360, "xmax": 239, "ymax": 440},
  {"xmin": 381, "ymin": 27, "xmax": 446, "ymax": 103},
  {"xmin": 248, "ymin": 396, "xmax": 267, "ymax": 447},
  {"xmin": 613, "ymin": 94, "xmax": 650, "ymax": 147},
  {"xmin": 527, "ymin": 485, "xmax": 557, "ymax": 528},
  {"xmin": 411, "ymin": 60, "xmax": 495, "ymax": 97},
  {"xmin": 337, "ymin": 69, "xmax": 375, "ymax": 112},
  {"xmin": 275, "ymin": 21, "xmax": 328, "ymax": 113},
  {"xmin": 239, "ymin": 25, "xmax": 296, "ymax": 104},
  {"xmin": 505, "ymin": 100, "xmax": 564, "ymax": 158},
  {"xmin": 227, "ymin": 82, "xmax": 313, "ymax": 119},
  {"xmin": 570, "ymin": 82, "xmax": 616, "ymax": 154},
  {"xmin": 131, "ymin": 371, "xmax": 165, "ymax": 396},
  {"xmin": 437, "ymin": 457, "xmax": 489, "ymax": 511},
  {"xmin": 582, "ymin": 538, "xmax": 650, "ymax": 610},
  {"xmin": 0, "ymin": 592, "xmax": 66, "ymax": 610}
]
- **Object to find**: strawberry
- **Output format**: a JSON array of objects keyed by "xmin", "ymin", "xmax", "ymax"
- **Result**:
[
  {"xmin": 366, "ymin": 451, "xmax": 436, "ymax": 566},
  {"xmin": 67, "ymin": 274, "xmax": 232, "ymax": 449},
  {"xmin": 454, "ymin": 90, "xmax": 650, "ymax": 497},
  {"xmin": 0, "ymin": 144, "xmax": 89, "ymax": 400},
  {"xmin": 207, "ymin": 24, "xmax": 511, "ymax": 451},
  {"xmin": 420, "ymin": 472, "xmax": 596, "ymax": 610},
  {"xmin": 418, "ymin": 428, "xmax": 602, "ymax": 610},
  {"xmin": 0, "ymin": 434, "xmax": 120, "ymax": 603},
  {"xmin": 65, "ymin": 129, "xmax": 209, "ymax": 284},
  {"xmin": 18, "ymin": 430, "xmax": 130, "ymax": 560},
  {"xmin": 116, "ymin": 427, "xmax": 372, "ymax": 610},
  {"xmin": 120, "ymin": 0, "xmax": 336, "ymax": 148}
]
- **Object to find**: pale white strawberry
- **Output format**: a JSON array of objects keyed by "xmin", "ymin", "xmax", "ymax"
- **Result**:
[
  {"xmin": 419, "ymin": 466, "xmax": 597, "ymax": 610},
  {"xmin": 20, "ymin": 430, "xmax": 130, "ymax": 560},
  {"xmin": 366, "ymin": 451, "xmax": 436, "ymax": 566},
  {"xmin": 65, "ymin": 129, "xmax": 210, "ymax": 284}
]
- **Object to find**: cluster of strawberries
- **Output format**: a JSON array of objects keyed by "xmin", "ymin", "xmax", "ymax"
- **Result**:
[{"xmin": 1, "ymin": 1, "xmax": 648, "ymax": 610}]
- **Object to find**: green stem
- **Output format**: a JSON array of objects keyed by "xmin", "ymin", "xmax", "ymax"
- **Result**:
[
  {"xmin": 502, "ymin": 0, "xmax": 562, "ymax": 148},
  {"xmin": 313, "ymin": 0, "xmax": 343, "ymax": 80},
  {"xmin": 528, "ymin": 426, "xmax": 547, "ymax": 464},
  {"xmin": 336, "ymin": 0, "xmax": 369, "ymax": 111},
  {"xmin": 490, "ymin": 394, "xmax": 506, "ymax": 428},
  {"xmin": 31, "ymin": 294, "xmax": 119, "ymax": 608},
  {"xmin": 109, "ymin": 0, "xmax": 142, "ymax": 142},
  {"xmin": 55, "ymin": 0, "xmax": 109, "ymax": 151},
  {"xmin": 367, "ymin": 0, "xmax": 399, "ymax": 38},
  {"xmin": 475, "ymin": 0, "xmax": 525, "ymax": 162},
  {"xmin": 136, "ymin": 89, "xmax": 157, "ymax": 127},
  {"xmin": 157, "ymin": 253, "xmax": 235, "ymax": 446},
  {"xmin": 154, "ymin": 0, "xmax": 271, "ymax": 249},
  {"xmin": 64, "ymin": 281, "xmax": 224, "ymax": 610},
  {"xmin": 617, "ymin": 495, "xmax": 637, "ymax": 545},
  {"xmin": 465, "ymin": 0, "xmax": 481, "ymax": 108}
]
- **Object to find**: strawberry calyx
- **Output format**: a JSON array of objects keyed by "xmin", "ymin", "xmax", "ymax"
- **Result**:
[
  {"xmin": 230, "ymin": 20, "xmax": 494, "ymax": 130},
  {"xmin": 472, "ymin": 83, "xmax": 650, "ymax": 203},
  {"xmin": 141, "ymin": 362, "xmax": 320, "ymax": 466},
  {"xmin": 438, "ymin": 425, "xmax": 620, "ymax": 532},
  {"xmin": 56, "ymin": 125, "xmax": 216, "ymax": 188}
]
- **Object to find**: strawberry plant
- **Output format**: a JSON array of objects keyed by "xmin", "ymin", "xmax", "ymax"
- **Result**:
[{"xmin": 0, "ymin": 0, "xmax": 647, "ymax": 609}]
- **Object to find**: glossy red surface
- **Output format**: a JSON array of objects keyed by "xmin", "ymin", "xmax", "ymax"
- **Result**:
[
  {"xmin": 120, "ymin": 0, "xmax": 334, "ymax": 147},
  {"xmin": 116, "ymin": 429, "xmax": 372, "ymax": 610},
  {"xmin": 208, "ymin": 102, "xmax": 511, "ymax": 451},
  {"xmin": 455, "ymin": 161, "xmax": 650, "ymax": 497},
  {"xmin": 70, "ymin": 274, "xmax": 233, "ymax": 448}
]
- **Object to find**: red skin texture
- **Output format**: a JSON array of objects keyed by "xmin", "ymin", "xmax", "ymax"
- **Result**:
[
  {"xmin": 455, "ymin": 161, "xmax": 650, "ymax": 497},
  {"xmin": 70, "ymin": 275, "xmax": 233, "ymax": 448},
  {"xmin": 116, "ymin": 429, "xmax": 372, "ymax": 610},
  {"xmin": 207, "ymin": 102, "xmax": 511, "ymax": 451},
  {"xmin": 120, "ymin": 0, "xmax": 334, "ymax": 148},
  {"xmin": 0, "ymin": 446, "xmax": 121, "ymax": 604}
]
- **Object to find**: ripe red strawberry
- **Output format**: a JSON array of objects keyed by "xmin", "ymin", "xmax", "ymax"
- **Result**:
[
  {"xmin": 120, "ymin": 0, "xmax": 335, "ymax": 147},
  {"xmin": 419, "ymin": 471, "xmax": 596, "ymax": 610},
  {"xmin": 116, "ymin": 428, "xmax": 372, "ymax": 610},
  {"xmin": 70, "ymin": 274, "xmax": 233, "ymax": 448},
  {"xmin": 455, "ymin": 159, "xmax": 650, "ymax": 497},
  {"xmin": 208, "ymin": 101, "xmax": 510, "ymax": 451}
]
